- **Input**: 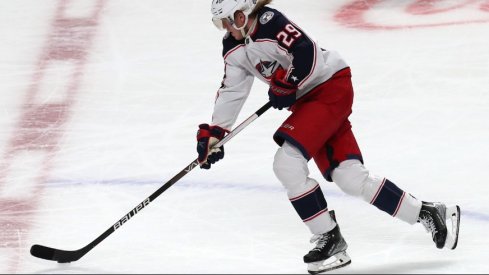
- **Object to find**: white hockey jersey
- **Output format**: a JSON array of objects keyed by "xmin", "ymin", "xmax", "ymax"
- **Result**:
[{"xmin": 211, "ymin": 7, "xmax": 348, "ymax": 130}]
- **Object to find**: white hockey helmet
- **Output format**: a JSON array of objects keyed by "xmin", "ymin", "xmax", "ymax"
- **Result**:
[{"xmin": 211, "ymin": 0, "xmax": 257, "ymax": 30}]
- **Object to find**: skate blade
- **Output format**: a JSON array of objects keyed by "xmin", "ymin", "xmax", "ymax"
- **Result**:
[
  {"xmin": 444, "ymin": 205, "xmax": 461, "ymax": 250},
  {"xmin": 307, "ymin": 251, "xmax": 351, "ymax": 274}
]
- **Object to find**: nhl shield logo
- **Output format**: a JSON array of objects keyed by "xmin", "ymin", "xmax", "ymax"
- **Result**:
[{"xmin": 260, "ymin": 11, "xmax": 274, "ymax": 25}]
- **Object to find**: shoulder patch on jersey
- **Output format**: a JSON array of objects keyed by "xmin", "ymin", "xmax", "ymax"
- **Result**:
[{"xmin": 259, "ymin": 11, "xmax": 274, "ymax": 25}]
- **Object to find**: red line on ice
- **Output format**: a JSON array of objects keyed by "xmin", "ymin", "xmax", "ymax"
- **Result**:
[
  {"xmin": 334, "ymin": 0, "xmax": 489, "ymax": 30},
  {"xmin": 0, "ymin": 0, "xmax": 106, "ymax": 272}
]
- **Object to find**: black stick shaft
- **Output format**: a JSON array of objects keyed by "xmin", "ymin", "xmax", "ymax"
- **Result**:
[{"xmin": 30, "ymin": 101, "xmax": 272, "ymax": 263}]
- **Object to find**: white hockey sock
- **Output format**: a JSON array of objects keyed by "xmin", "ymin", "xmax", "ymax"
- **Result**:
[
  {"xmin": 332, "ymin": 160, "xmax": 422, "ymax": 224},
  {"xmin": 274, "ymin": 141, "xmax": 336, "ymax": 234}
]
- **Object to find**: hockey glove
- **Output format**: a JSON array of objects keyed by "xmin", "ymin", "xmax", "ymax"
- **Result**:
[
  {"xmin": 268, "ymin": 68, "xmax": 298, "ymax": 110},
  {"xmin": 196, "ymin": 124, "xmax": 229, "ymax": 169}
]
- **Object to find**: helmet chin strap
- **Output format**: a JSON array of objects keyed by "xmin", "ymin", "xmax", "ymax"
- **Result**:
[{"xmin": 239, "ymin": 15, "xmax": 257, "ymax": 38}]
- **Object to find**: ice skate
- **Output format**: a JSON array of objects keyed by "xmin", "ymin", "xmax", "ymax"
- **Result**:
[
  {"xmin": 303, "ymin": 211, "xmax": 351, "ymax": 274},
  {"xmin": 418, "ymin": 201, "xmax": 460, "ymax": 249}
]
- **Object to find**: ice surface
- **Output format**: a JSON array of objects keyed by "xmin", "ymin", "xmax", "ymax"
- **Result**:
[{"xmin": 1, "ymin": 0, "xmax": 488, "ymax": 273}]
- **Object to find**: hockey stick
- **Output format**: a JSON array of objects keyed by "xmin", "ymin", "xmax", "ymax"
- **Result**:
[{"xmin": 30, "ymin": 101, "xmax": 272, "ymax": 263}]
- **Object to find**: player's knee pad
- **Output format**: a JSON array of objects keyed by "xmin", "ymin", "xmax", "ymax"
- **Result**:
[
  {"xmin": 332, "ymin": 160, "xmax": 385, "ymax": 202},
  {"xmin": 331, "ymin": 159, "xmax": 371, "ymax": 197},
  {"xmin": 273, "ymin": 142, "xmax": 310, "ymax": 196}
]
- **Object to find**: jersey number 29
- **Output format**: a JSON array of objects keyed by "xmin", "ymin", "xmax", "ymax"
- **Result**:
[{"xmin": 277, "ymin": 24, "xmax": 302, "ymax": 48}]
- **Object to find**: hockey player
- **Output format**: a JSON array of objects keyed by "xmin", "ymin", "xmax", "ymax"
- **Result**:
[{"xmin": 196, "ymin": 0, "xmax": 461, "ymax": 273}]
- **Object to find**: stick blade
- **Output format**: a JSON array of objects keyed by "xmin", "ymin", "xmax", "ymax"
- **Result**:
[
  {"xmin": 30, "ymin": 244, "xmax": 57, "ymax": 261},
  {"xmin": 30, "ymin": 244, "xmax": 81, "ymax": 263}
]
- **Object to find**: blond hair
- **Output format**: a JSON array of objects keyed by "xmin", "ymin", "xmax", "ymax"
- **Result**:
[{"xmin": 250, "ymin": 0, "xmax": 273, "ymax": 17}]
